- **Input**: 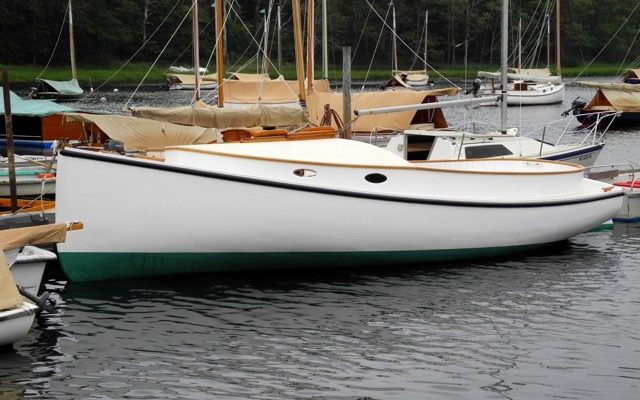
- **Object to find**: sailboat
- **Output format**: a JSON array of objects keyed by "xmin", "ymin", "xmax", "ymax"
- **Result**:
[
  {"xmin": 384, "ymin": 4, "xmax": 429, "ymax": 90},
  {"xmin": 30, "ymin": 0, "xmax": 83, "ymax": 102},
  {"xmin": 53, "ymin": 0, "xmax": 622, "ymax": 282},
  {"xmin": 477, "ymin": 0, "xmax": 564, "ymax": 105}
]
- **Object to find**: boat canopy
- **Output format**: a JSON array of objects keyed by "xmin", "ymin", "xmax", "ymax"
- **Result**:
[
  {"xmin": 166, "ymin": 73, "xmax": 217, "ymax": 84},
  {"xmin": 36, "ymin": 78, "xmax": 83, "ymax": 96},
  {"xmin": 0, "ymin": 253, "xmax": 21, "ymax": 311},
  {"xmin": 623, "ymin": 69, "xmax": 640, "ymax": 82},
  {"xmin": 393, "ymin": 70, "xmax": 428, "ymax": 82},
  {"xmin": 478, "ymin": 68, "xmax": 563, "ymax": 83},
  {"xmin": 64, "ymin": 113, "xmax": 218, "ymax": 150},
  {"xmin": 220, "ymin": 79, "xmax": 331, "ymax": 104},
  {"xmin": 227, "ymin": 72, "xmax": 281, "ymax": 81},
  {"xmin": 306, "ymin": 88, "xmax": 460, "ymax": 133},
  {"xmin": 0, "ymin": 87, "xmax": 74, "ymax": 116},
  {"xmin": 131, "ymin": 101, "xmax": 306, "ymax": 130},
  {"xmin": 574, "ymin": 83, "xmax": 640, "ymax": 113}
]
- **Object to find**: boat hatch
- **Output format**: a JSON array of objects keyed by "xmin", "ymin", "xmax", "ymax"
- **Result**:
[
  {"xmin": 405, "ymin": 134, "xmax": 436, "ymax": 161},
  {"xmin": 465, "ymin": 144, "xmax": 513, "ymax": 159}
]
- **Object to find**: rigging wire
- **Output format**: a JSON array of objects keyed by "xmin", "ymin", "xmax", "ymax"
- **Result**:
[
  {"xmin": 94, "ymin": 0, "xmax": 183, "ymax": 95},
  {"xmin": 37, "ymin": 2, "xmax": 70, "ymax": 79},
  {"xmin": 363, "ymin": 0, "xmax": 460, "ymax": 89},
  {"xmin": 572, "ymin": 1, "xmax": 640, "ymax": 82},
  {"xmin": 123, "ymin": 1, "xmax": 194, "ymax": 109}
]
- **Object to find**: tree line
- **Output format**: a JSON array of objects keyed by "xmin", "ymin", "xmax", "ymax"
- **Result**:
[{"xmin": 1, "ymin": 0, "xmax": 638, "ymax": 73}]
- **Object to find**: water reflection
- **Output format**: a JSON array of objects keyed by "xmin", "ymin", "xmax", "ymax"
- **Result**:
[{"xmin": 1, "ymin": 230, "xmax": 638, "ymax": 399}]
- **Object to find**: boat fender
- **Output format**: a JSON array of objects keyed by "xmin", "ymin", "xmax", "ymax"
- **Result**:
[{"xmin": 17, "ymin": 286, "xmax": 57, "ymax": 314}]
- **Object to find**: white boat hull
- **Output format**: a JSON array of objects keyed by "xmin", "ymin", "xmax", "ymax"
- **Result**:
[
  {"xmin": 0, "ymin": 302, "xmax": 38, "ymax": 347},
  {"xmin": 55, "ymin": 143, "xmax": 623, "ymax": 282},
  {"xmin": 9, "ymin": 246, "xmax": 57, "ymax": 296},
  {"xmin": 481, "ymin": 83, "xmax": 565, "ymax": 105}
]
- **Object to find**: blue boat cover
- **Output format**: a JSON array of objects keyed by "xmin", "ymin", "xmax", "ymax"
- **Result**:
[{"xmin": 37, "ymin": 78, "xmax": 84, "ymax": 96}]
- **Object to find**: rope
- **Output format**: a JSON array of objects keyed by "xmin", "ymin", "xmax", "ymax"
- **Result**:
[
  {"xmin": 363, "ymin": 0, "xmax": 460, "ymax": 90},
  {"xmin": 92, "ymin": 0, "xmax": 183, "ymax": 95},
  {"xmin": 360, "ymin": 3, "xmax": 392, "ymax": 90},
  {"xmin": 572, "ymin": 1, "xmax": 640, "ymax": 82},
  {"xmin": 123, "ymin": 2, "xmax": 193, "ymax": 109},
  {"xmin": 37, "ymin": 2, "xmax": 69, "ymax": 79}
]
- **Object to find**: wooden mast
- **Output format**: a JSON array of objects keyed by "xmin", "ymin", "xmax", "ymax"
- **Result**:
[
  {"xmin": 306, "ymin": 0, "xmax": 314, "ymax": 93},
  {"xmin": 216, "ymin": 0, "xmax": 225, "ymax": 107},
  {"xmin": 391, "ymin": 1, "xmax": 397, "ymax": 72},
  {"xmin": 292, "ymin": 0, "xmax": 306, "ymax": 102},
  {"xmin": 277, "ymin": 5, "xmax": 282, "ymax": 72},
  {"xmin": 556, "ymin": 0, "xmax": 561, "ymax": 76},
  {"xmin": 68, "ymin": 0, "xmax": 77, "ymax": 81},
  {"xmin": 192, "ymin": 0, "xmax": 201, "ymax": 101}
]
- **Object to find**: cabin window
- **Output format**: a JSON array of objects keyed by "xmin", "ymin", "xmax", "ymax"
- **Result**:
[
  {"xmin": 465, "ymin": 144, "xmax": 513, "ymax": 159},
  {"xmin": 405, "ymin": 135, "xmax": 435, "ymax": 161},
  {"xmin": 365, "ymin": 173, "xmax": 387, "ymax": 184},
  {"xmin": 293, "ymin": 168, "xmax": 318, "ymax": 177}
]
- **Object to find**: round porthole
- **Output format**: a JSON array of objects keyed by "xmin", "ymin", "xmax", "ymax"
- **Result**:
[
  {"xmin": 365, "ymin": 173, "xmax": 387, "ymax": 183},
  {"xmin": 293, "ymin": 168, "xmax": 318, "ymax": 177}
]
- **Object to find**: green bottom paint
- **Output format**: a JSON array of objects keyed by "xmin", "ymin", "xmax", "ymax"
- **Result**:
[{"xmin": 59, "ymin": 243, "xmax": 556, "ymax": 282}]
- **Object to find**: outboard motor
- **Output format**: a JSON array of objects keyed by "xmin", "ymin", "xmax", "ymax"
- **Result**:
[
  {"xmin": 561, "ymin": 97, "xmax": 587, "ymax": 117},
  {"xmin": 104, "ymin": 139, "xmax": 125, "ymax": 154}
]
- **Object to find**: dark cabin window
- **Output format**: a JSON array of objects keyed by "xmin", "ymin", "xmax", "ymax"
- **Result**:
[{"xmin": 465, "ymin": 144, "xmax": 513, "ymax": 159}]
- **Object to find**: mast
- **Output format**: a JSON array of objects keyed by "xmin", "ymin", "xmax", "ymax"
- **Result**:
[
  {"xmin": 192, "ymin": 0, "xmax": 201, "ymax": 101},
  {"xmin": 424, "ymin": 10, "xmax": 428, "ymax": 74},
  {"xmin": 68, "ymin": 0, "xmax": 77, "ymax": 80},
  {"xmin": 292, "ymin": 0, "xmax": 306, "ymax": 102},
  {"xmin": 306, "ymin": 0, "xmax": 314, "ymax": 92},
  {"xmin": 546, "ymin": 12, "xmax": 550, "ymax": 69},
  {"xmin": 518, "ymin": 18, "xmax": 522, "ymax": 71},
  {"xmin": 500, "ymin": 0, "xmax": 508, "ymax": 133},
  {"xmin": 277, "ymin": 5, "xmax": 282, "ymax": 72},
  {"xmin": 391, "ymin": 1, "xmax": 397, "ymax": 72},
  {"xmin": 555, "ymin": 0, "xmax": 561, "ymax": 77},
  {"xmin": 216, "ymin": 0, "xmax": 224, "ymax": 107},
  {"xmin": 262, "ymin": 9, "xmax": 269, "ymax": 75},
  {"xmin": 322, "ymin": 0, "xmax": 328, "ymax": 80}
]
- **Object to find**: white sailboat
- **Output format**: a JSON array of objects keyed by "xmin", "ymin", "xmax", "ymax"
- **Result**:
[
  {"xmin": 52, "ymin": 0, "xmax": 622, "ymax": 283},
  {"xmin": 31, "ymin": 0, "xmax": 83, "ymax": 101},
  {"xmin": 477, "ymin": 1, "xmax": 564, "ymax": 105}
]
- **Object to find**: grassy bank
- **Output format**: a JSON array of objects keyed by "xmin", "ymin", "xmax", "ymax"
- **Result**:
[{"xmin": 0, "ymin": 62, "xmax": 627, "ymax": 85}]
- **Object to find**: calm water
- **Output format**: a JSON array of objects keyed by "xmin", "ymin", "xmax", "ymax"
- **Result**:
[{"xmin": 2, "ymin": 83, "xmax": 640, "ymax": 399}]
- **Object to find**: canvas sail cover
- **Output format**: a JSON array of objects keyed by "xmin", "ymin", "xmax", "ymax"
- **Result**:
[
  {"xmin": 306, "ymin": 88, "xmax": 460, "ymax": 133},
  {"xmin": 478, "ymin": 69, "xmax": 562, "ymax": 83},
  {"xmin": 623, "ymin": 69, "xmax": 640, "ymax": 81},
  {"xmin": 36, "ymin": 78, "xmax": 83, "ymax": 96},
  {"xmin": 394, "ymin": 70, "xmax": 428, "ymax": 82},
  {"xmin": 0, "ymin": 252, "xmax": 22, "ymax": 311},
  {"xmin": 131, "ymin": 101, "xmax": 305, "ymax": 129},
  {"xmin": 0, "ymin": 88, "xmax": 73, "ymax": 116},
  {"xmin": 220, "ymin": 79, "xmax": 331, "ymax": 104},
  {"xmin": 228, "ymin": 72, "xmax": 280, "ymax": 81},
  {"xmin": 166, "ymin": 73, "xmax": 217, "ymax": 84},
  {"xmin": 64, "ymin": 112, "xmax": 218, "ymax": 150},
  {"xmin": 0, "ymin": 223, "xmax": 67, "ymax": 251},
  {"xmin": 579, "ymin": 89, "xmax": 640, "ymax": 113}
]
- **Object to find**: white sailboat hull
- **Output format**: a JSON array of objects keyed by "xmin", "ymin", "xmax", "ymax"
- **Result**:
[
  {"xmin": 0, "ymin": 302, "xmax": 38, "ymax": 347},
  {"xmin": 9, "ymin": 246, "xmax": 57, "ymax": 296},
  {"xmin": 55, "ymin": 141, "xmax": 622, "ymax": 282}
]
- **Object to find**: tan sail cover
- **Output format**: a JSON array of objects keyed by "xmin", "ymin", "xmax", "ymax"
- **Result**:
[
  {"xmin": 228, "ymin": 72, "xmax": 281, "ymax": 81},
  {"xmin": 166, "ymin": 73, "xmax": 217, "ymax": 84},
  {"xmin": 0, "ymin": 223, "xmax": 67, "ymax": 251},
  {"xmin": 623, "ymin": 69, "xmax": 640, "ymax": 80},
  {"xmin": 579, "ymin": 88, "xmax": 640, "ymax": 113},
  {"xmin": 220, "ymin": 79, "xmax": 331, "ymax": 104},
  {"xmin": 131, "ymin": 101, "xmax": 305, "ymax": 130},
  {"xmin": 0, "ymin": 252, "xmax": 22, "ymax": 311},
  {"xmin": 64, "ymin": 113, "xmax": 218, "ymax": 150},
  {"xmin": 306, "ymin": 88, "xmax": 460, "ymax": 133}
]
